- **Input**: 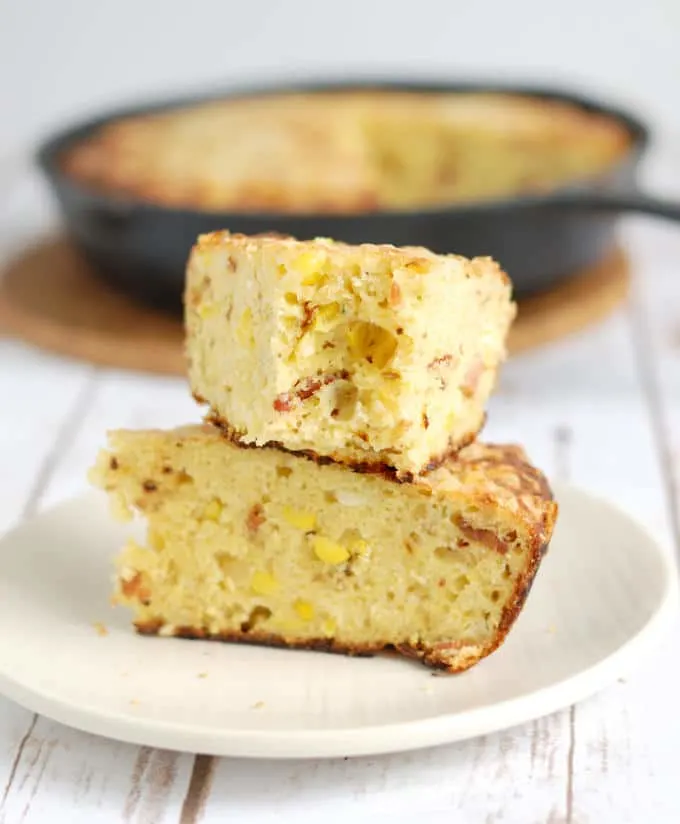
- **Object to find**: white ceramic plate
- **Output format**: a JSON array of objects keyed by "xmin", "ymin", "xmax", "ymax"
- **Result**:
[{"xmin": 0, "ymin": 485, "xmax": 675, "ymax": 759}]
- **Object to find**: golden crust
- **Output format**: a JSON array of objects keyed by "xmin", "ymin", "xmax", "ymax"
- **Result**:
[
  {"xmin": 61, "ymin": 90, "xmax": 631, "ymax": 214},
  {"xmin": 190, "ymin": 230, "xmax": 512, "ymax": 287}
]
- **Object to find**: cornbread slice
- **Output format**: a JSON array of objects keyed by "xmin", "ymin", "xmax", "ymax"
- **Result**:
[
  {"xmin": 89, "ymin": 425, "xmax": 557, "ymax": 673},
  {"xmin": 186, "ymin": 232, "xmax": 515, "ymax": 477}
]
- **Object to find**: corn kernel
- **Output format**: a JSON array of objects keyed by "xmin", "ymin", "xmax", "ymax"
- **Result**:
[
  {"xmin": 294, "ymin": 599, "xmax": 315, "ymax": 621},
  {"xmin": 312, "ymin": 535, "xmax": 350, "ymax": 564},
  {"xmin": 294, "ymin": 251, "xmax": 328, "ymax": 285},
  {"xmin": 197, "ymin": 303, "xmax": 219, "ymax": 320},
  {"xmin": 404, "ymin": 257, "xmax": 430, "ymax": 274},
  {"xmin": 235, "ymin": 307, "xmax": 254, "ymax": 348},
  {"xmin": 321, "ymin": 617, "xmax": 336, "ymax": 637},
  {"xmin": 314, "ymin": 302, "xmax": 340, "ymax": 327},
  {"xmin": 335, "ymin": 490, "xmax": 366, "ymax": 507},
  {"xmin": 250, "ymin": 570, "xmax": 279, "ymax": 595},
  {"xmin": 346, "ymin": 322, "xmax": 397, "ymax": 369},
  {"xmin": 204, "ymin": 498, "xmax": 223, "ymax": 521},
  {"xmin": 282, "ymin": 506, "xmax": 316, "ymax": 531}
]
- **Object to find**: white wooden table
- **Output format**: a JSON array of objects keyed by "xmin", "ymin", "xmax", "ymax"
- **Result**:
[{"xmin": 0, "ymin": 150, "xmax": 679, "ymax": 823}]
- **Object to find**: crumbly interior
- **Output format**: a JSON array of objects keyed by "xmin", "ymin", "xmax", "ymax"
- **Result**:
[
  {"xmin": 89, "ymin": 426, "xmax": 556, "ymax": 672},
  {"xmin": 62, "ymin": 91, "xmax": 632, "ymax": 212},
  {"xmin": 186, "ymin": 233, "xmax": 515, "ymax": 477}
]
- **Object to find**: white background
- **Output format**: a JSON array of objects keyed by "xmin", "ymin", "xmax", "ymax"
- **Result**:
[{"xmin": 1, "ymin": 0, "xmax": 680, "ymax": 156}]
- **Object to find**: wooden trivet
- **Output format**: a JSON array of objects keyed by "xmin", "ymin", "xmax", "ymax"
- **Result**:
[{"xmin": 0, "ymin": 238, "xmax": 629, "ymax": 375}]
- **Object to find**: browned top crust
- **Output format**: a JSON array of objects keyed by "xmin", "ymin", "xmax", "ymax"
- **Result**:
[
  {"xmin": 60, "ymin": 90, "xmax": 631, "ymax": 214},
  {"xmin": 190, "ymin": 229, "xmax": 510, "ymax": 285}
]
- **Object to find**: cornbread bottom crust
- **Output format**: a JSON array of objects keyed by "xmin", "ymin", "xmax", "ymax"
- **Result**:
[
  {"xmin": 135, "ymin": 623, "xmax": 487, "ymax": 673},
  {"xmin": 204, "ymin": 406, "xmax": 484, "ymax": 482}
]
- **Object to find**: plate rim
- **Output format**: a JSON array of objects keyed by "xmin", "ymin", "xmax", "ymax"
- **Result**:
[{"xmin": 0, "ymin": 484, "xmax": 676, "ymax": 759}]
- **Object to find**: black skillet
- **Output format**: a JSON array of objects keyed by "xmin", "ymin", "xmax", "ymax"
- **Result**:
[{"xmin": 36, "ymin": 79, "xmax": 680, "ymax": 312}]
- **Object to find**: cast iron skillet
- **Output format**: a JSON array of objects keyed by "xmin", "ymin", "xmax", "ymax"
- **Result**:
[{"xmin": 36, "ymin": 79, "xmax": 680, "ymax": 311}]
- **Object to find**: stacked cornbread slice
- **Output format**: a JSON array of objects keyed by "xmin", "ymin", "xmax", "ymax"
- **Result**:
[
  {"xmin": 90, "ymin": 232, "xmax": 557, "ymax": 673},
  {"xmin": 186, "ymin": 232, "xmax": 516, "ymax": 477}
]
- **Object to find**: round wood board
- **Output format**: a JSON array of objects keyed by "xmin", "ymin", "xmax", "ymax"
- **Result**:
[{"xmin": 0, "ymin": 238, "xmax": 629, "ymax": 375}]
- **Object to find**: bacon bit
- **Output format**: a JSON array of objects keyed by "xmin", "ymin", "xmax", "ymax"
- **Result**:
[
  {"xmin": 142, "ymin": 480, "xmax": 157, "ymax": 492},
  {"xmin": 461, "ymin": 359, "xmax": 485, "ymax": 399},
  {"xmin": 429, "ymin": 354, "xmax": 456, "ymax": 369},
  {"xmin": 389, "ymin": 281, "xmax": 402, "ymax": 306},
  {"xmin": 227, "ymin": 255, "xmax": 237, "ymax": 272},
  {"xmin": 422, "ymin": 412, "xmax": 429, "ymax": 429},
  {"xmin": 273, "ymin": 371, "xmax": 349, "ymax": 412},
  {"xmin": 121, "ymin": 573, "xmax": 140, "ymax": 596},
  {"xmin": 300, "ymin": 301, "xmax": 315, "ymax": 333},
  {"xmin": 187, "ymin": 275, "xmax": 210, "ymax": 307},
  {"xmin": 187, "ymin": 288, "xmax": 201, "ymax": 308},
  {"xmin": 428, "ymin": 354, "xmax": 457, "ymax": 389},
  {"xmin": 246, "ymin": 503, "xmax": 265, "ymax": 534},
  {"xmin": 456, "ymin": 538, "xmax": 470, "ymax": 548},
  {"xmin": 438, "ymin": 578, "xmax": 446, "ymax": 587},
  {"xmin": 120, "ymin": 572, "xmax": 151, "ymax": 602},
  {"xmin": 273, "ymin": 394, "xmax": 294, "ymax": 412},
  {"xmin": 109, "ymin": 456, "xmax": 119, "ymax": 470},
  {"xmin": 455, "ymin": 517, "xmax": 508, "ymax": 554}
]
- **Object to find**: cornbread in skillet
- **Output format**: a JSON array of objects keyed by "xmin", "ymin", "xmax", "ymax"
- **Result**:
[
  {"xmin": 186, "ymin": 231, "xmax": 515, "ymax": 477},
  {"xmin": 61, "ymin": 91, "xmax": 632, "ymax": 213},
  {"xmin": 89, "ymin": 425, "xmax": 557, "ymax": 673}
]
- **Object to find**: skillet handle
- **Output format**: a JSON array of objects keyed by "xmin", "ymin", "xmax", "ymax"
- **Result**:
[{"xmin": 549, "ymin": 191, "xmax": 680, "ymax": 222}]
